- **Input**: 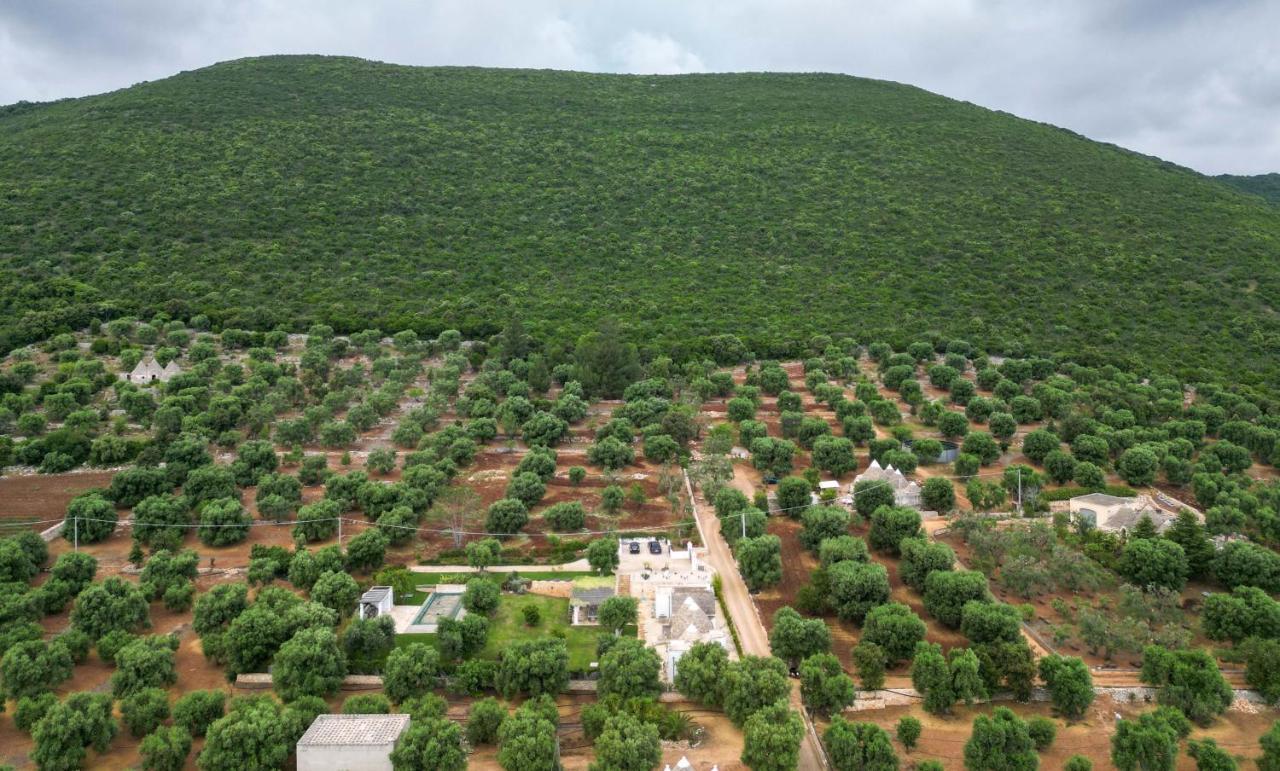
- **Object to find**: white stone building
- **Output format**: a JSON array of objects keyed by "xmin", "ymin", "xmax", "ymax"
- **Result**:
[
  {"xmin": 296, "ymin": 714, "xmax": 409, "ymax": 771},
  {"xmin": 852, "ymin": 460, "xmax": 921, "ymax": 508},
  {"xmin": 1068, "ymin": 492, "xmax": 1176, "ymax": 534},
  {"xmin": 122, "ymin": 357, "xmax": 181, "ymax": 384},
  {"xmin": 570, "ymin": 577, "xmax": 616, "ymax": 625},
  {"xmin": 656, "ymin": 587, "xmax": 731, "ymax": 681},
  {"xmin": 357, "ymin": 586, "xmax": 394, "ymax": 621}
]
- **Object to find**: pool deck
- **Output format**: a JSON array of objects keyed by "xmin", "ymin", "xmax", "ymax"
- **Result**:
[{"xmin": 393, "ymin": 584, "xmax": 467, "ymax": 634}]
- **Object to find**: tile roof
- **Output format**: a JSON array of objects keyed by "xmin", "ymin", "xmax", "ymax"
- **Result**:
[{"xmin": 297, "ymin": 715, "xmax": 410, "ymax": 746}]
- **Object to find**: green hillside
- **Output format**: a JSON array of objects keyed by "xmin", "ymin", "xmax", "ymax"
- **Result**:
[
  {"xmin": 2, "ymin": 55, "xmax": 1278, "ymax": 387},
  {"xmin": 1217, "ymin": 173, "xmax": 1280, "ymax": 205}
]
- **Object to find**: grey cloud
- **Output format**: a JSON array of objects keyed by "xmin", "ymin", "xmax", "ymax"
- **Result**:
[{"xmin": 0, "ymin": 0, "xmax": 1276, "ymax": 173}]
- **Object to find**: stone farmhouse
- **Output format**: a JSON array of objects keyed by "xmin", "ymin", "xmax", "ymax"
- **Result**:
[
  {"xmin": 1068, "ymin": 492, "xmax": 1176, "ymax": 534},
  {"xmin": 618, "ymin": 539, "xmax": 734, "ymax": 682},
  {"xmin": 122, "ymin": 357, "xmax": 181, "ymax": 384},
  {"xmin": 852, "ymin": 460, "xmax": 921, "ymax": 508}
]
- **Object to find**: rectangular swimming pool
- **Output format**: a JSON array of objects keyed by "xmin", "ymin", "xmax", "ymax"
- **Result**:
[{"xmin": 412, "ymin": 591, "xmax": 465, "ymax": 626}]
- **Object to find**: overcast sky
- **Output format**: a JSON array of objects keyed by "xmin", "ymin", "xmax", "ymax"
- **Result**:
[{"xmin": 2, "ymin": 0, "xmax": 1278, "ymax": 175}]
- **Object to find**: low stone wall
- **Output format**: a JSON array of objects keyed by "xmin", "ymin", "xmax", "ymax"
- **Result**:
[
  {"xmin": 234, "ymin": 674, "xmax": 385, "ymax": 690},
  {"xmin": 39, "ymin": 521, "xmax": 64, "ymax": 543},
  {"xmin": 847, "ymin": 686, "xmax": 1268, "ymax": 713}
]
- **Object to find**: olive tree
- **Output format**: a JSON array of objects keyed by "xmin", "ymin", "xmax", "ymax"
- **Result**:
[
  {"xmin": 923, "ymin": 570, "xmax": 989, "ymax": 628},
  {"xmin": 273, "ymin": 627, "xmax": 347, "ymax": 700},
  {"xmin": 1118, "ymin": 538, "xmax": 1188, "ymax": 591},
  {"xmin": 383, "ymin": 644, "xmax": 440, "ymax": 704},
  {"xmin": 824, "ymin": 717, "xmax": 899, "ymax": 771},
  {"xmin": 769, "ymin": 607, "xmax": 831, "ymax": 664},
  {"xmin": 799, "ymin": 652, "xmax": 856, "ymax": 715},
  {"xmin": 496, "ymin": 638, "xmax": 570, "ymax": 698},
  {"xmin": 63, "ymin": 493, "xmax": 117, "ymax": 545},
  {"xmin": 963, "ymin": 706, "xmax": 1038, "ymax": 771},
  {"xmin": 598, "ymin": 637, "xmax": 662, "ymax": 700},
  {"xmin": 868, "ymin": 506, "xmax": 921, "ymax": 555},
  {"xmin": 1038, "ymin": 655, "xmax": 1094, "ymax": 720},
  {"xmin": 828, "ymin": 560, "xmax": 891, "ymax": 623},
  {"xmin": 390, "ymin": 718, "xmax": 467, "ymax": 771},
  {"xmin": 724, "ymin": 655, "xmax": 791, "ymax": 726},
  {"xmin": 741, "ymin": 701, "xmax": 804, "ymax": 771},
  {"xmin": 587, "ymin": 537, "xmax": 620, "ymax": 575},
  {"xmin": 598, "ymin": 595, "xmax": 638, "ymax": 636},
  {"xmin": 71, "ymin": 576, "xmax": 150, "ymax": 639},
  {"xmin": 674, "ymin": 641, "xmax": 729, "ymax": 707},
  {"xmin": 592, "ymin": 711, "xmax": 661, "ymax": 771},
  {"xmin": 737, "ymin": 535, "xmax": 783, "ymax": 591},
  {"xmin": 862, "ymin": 602, "xmax": 927, "ymax": 664}
]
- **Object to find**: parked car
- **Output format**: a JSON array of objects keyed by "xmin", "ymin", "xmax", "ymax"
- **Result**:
[
  {"xmin": 648, "ymin": 540, "xmax": 663, "ymax": 555},
  {"xmin": 763, "ymin": 474, "xmax": 780, "ymax": 484},
  {"xmin": 628, "ymin": 541, "xmax": 641, "ymax": 555}
]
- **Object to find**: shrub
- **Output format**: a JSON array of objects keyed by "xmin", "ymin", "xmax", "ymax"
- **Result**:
[
  {"xmin": 851, "ymin": 642, "xmax": 886, "ymax": 690},
  {"xmin": 897, "ymin": 715, "xmax": 922, "ymax": 749},
  {"xmin": 342, "ymin": 694, "xmax": 392, "ymax": 714},
  {"xmin": 1026, "ymin": 716, "xmax": 1057, "ymax": 750}
]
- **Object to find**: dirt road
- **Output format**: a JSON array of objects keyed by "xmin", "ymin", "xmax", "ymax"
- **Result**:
[{"xmin": 685, "ymin": 470, "xmax": 829, "ymax": 770}]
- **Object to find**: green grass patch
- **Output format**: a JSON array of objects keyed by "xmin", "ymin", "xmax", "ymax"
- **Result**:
[
  {"xmin": 394, "ymin": 593, "xmax": 629, "ymax": 672},
  {"xmin": 480, "ymin": 594, "xmax": 601, "ymax": 671}
]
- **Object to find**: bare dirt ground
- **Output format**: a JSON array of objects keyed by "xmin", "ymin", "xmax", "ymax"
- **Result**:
[
  {"xmin": 1, "ymin": 569, "xmax": 237, "ymax": 770},
  {"xmin": 464, "ymin": 697, "xmax": 745, "ymax": 770},
  {"xmin": 839, "ymin": 696, "xmax": 1273, "ymax": 770},
  {"xmin": 757, "ymin": 501, "xmax": 968, "ymax": 686},
  {"xmin": 0, "ymin": 469, "xmax": 118, "ymax": 528},
  {"xmin": 688, "ymin": 464, "xmax": 827, "ymax": 771}
]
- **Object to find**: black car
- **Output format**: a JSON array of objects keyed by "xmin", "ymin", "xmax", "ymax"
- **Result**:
[
  {"xmin": 628, "ymin": 541, "xmax": 641, "ymax": 555},
  {"xmin": 648, "ymin": 540, "xmax": 663, "ymax": 555}
]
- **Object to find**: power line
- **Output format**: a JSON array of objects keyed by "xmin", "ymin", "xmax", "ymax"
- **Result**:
[
  {"xmin": 0, "ymin": 518, "xmax": 66, "ymax": 529},
  {"xmin": 61, "ymin": 514, "xmax": 698, "ymax": 540},
  {"xmin": 44, "ymin": 467, "xmax": 1016, "ymax": 542},
  {"xmin": 701, "ymin": 466, "xmax": 1018, "ymax": 519}
]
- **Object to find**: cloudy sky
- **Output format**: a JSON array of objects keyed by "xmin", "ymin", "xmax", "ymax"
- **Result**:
[{"xmin": 2, "ymin": 0, "xmax": 1278, "ymax": 174}]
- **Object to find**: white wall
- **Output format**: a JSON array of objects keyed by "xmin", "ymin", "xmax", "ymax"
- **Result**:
[{"xmin": 297, "ymin": 744, "xmax": 395, "ymax": 771}]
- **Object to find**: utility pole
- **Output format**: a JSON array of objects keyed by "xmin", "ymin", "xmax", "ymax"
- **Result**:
[
  {"xmin": 337, "ymin": 516, "xmax": 342, "ymax": 547},
  {"xmin": 73, "ymin": 516, "xmax": 78, "ymax": 552},
  {"xmin": 1017, "ymin": 468, "xmax": 1023, "ymax": 515},
  {"xmin": 742, "ymin": 509, "xmax": 746, "ymax": 540}
]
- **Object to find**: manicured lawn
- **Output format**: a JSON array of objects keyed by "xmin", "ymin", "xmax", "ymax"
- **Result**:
[
  {"xmin": 394, "ymin": 593, "xmax": 626, "ymax": 672},
  {"xmin": 480, "ymin": 594, "xmax": 601, "ymax": 671}
]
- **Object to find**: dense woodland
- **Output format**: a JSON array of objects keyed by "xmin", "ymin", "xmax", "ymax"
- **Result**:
[
  {"xmin": 1217, "ymin": 173, "xmax": 1280, "ymax": 205},
  {"xmin": 2, "ymin": 56, "xmax": 1280, "ymax": 394}
]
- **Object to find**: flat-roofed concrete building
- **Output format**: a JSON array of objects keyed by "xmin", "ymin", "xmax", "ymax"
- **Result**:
[
  {"xmin": 1069, "ymin": 492, "xmax": 1175, "ymax": 534},
  {"xmin": 296, "ymin": 714, "xmax": 409, "ymax": 771},
  {"xmin": 358, "ymin": 586, "xmax": 394, "ymax": 620}
]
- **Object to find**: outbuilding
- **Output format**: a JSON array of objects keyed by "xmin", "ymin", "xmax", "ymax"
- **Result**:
[
  {"xmin": 570, "ymin": 577, "xmax": 615, "ymax": 625},
  {"xmin": 358, "ymin": 586, "xmax": 394, "ymax": 620},
  {"xmin": 296, "ymin": 714, "xmax": 409, "ymax": 771}
]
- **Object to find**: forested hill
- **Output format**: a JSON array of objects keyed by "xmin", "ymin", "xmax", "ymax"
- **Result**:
[
  {"xmin": 1216, "ymin": 173, "xmax": 1280, "ymax": 205},
  {"xmin": 2, "ymin": 55, "xmax": 1279, "ymax": 388}
]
